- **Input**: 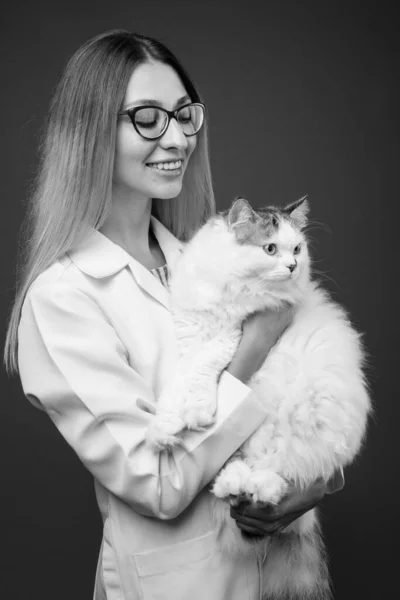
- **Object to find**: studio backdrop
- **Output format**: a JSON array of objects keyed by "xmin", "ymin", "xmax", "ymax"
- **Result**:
[{"xmin": 1, "ymin": 1, "xmax": 398, "ymax": 599}]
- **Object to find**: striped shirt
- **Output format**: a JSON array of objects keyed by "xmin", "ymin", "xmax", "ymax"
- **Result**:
[{"xmin": 150, "ymin": 264, "xmax": 170, "ymax": 289}]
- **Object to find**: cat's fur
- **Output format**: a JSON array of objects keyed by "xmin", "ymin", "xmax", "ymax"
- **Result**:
[{"xmin": 146, "ymin": 197, "xmax": 371, "ymax": 599}]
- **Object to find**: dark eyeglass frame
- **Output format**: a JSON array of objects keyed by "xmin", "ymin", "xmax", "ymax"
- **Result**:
[{"xmin": 118, "ymin": 102, "xmax": 206, "ymax": 141}]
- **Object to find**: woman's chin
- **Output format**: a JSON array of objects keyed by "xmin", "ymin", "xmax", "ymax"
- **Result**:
[{"xmin": 152, "ymin": 182, "xmax": 183, "ymax": 200}]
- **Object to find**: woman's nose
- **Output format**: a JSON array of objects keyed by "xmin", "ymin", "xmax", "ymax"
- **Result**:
[{"xmin": 159, "ymin": 118, "xmax": 188, "ymax": 150}]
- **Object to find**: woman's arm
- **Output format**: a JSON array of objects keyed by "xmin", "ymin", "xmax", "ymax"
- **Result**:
[
  {"xmin": 18, "ymin": 281, "xmax": 268, "ymax": 520},
  {"xmin": 230, "ymin": 470, "xmax": 345, "ymax": 536},
  {"xmin": 227, "ymin": 307, "xmax": 293, "ymax": 384},
  {"xmin": 227, "ymin": 309, "xmax": 345, "ymax": 536}
]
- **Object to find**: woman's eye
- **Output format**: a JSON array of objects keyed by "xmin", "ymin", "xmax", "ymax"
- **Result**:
[
  {"xmin": 135, "ymin": 108, "xmax": 160, "ymax": 129},
  {"xmin": 293, "ymin": 244, "xmax": 301, "ymax": 255},
  {"xmin": 136, "ymin": 119, "xmax": 158, "ymax": 129},
  {"xmin": 264, "ymin": 243, "xmax": 277, "ymax": 255},
  {"xmin": 178, "ymin": 107, "xmax": 192, "ymax": 124}
]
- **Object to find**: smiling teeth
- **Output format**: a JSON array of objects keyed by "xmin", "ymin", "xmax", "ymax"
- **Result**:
[{"xmin": 148, "ymin": 160, "xmax": 182, "ymax": 170}]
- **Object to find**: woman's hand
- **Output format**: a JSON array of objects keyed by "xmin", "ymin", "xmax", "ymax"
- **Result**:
[
  {"xmin": 230, "ymin": 470, "xmax": 345, "ymax": 537},
  {"xmin": 226, "ymin": 306, "xmax": 293, "ymax": 384}
]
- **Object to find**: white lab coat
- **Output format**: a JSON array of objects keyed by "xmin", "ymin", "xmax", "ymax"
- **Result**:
[{"xmin": 18, "ymin": 217, "xmax": 269, "ymax": 600}]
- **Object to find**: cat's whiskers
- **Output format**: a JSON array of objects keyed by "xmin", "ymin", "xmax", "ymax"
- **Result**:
[
  {"xmin": 304, "ymin": 220, "xmax": 331, "ymax": 235},
  {"xmin": 305, "ymin": 236, "xmax": 318, "ymax": 251},
  {"xmin": 310, "ymin": 257, "xmax": 328, "ymax": 265},
  {"xmin": 312, "ymin": 269, "xmax": 340, "ymax": 289}
]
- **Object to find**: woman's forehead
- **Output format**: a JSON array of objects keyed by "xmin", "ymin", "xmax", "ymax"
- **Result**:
[{"xmin": 123, "ymin": 61, "xmax": 188, "ymax": 110}]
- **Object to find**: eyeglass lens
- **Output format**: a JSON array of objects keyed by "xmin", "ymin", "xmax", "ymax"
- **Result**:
[{"xmin": 134, "ymin": 104, "xmax": 203, "ymax": 139}]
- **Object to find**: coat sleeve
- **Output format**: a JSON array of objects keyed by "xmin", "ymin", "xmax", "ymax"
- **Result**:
[{"xmin": 18, "ymin": 282, "xmax": 268, "ymax": 520}]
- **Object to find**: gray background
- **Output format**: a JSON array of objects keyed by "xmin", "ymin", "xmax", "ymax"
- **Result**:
[{"xmin": 1, "ymin": 1, "xmax": 398, "ymax": 598}]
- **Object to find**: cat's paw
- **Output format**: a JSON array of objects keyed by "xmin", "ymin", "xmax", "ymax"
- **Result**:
[
  {"xmin": 181, "ymin": 382, "xmax": 217, "ymax": 430},
  {"xmin": 212, "ymin": 461, "xmax": 253, "ymax": 500},
  {"xmin": 247, "ymin": 470, "xmax": 288, "ymax": 504},
  {"xmin": 146, "ymin": 414, "xmax": 185, "ymax": 450},
  {"xmin": 183, "ymin": 402, "xmax": 215, "ymax": 430}
]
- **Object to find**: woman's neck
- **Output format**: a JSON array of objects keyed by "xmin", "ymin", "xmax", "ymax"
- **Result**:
[{"xmin": 99, "ymin": 196, "xmax": 166, "ymax": 269}]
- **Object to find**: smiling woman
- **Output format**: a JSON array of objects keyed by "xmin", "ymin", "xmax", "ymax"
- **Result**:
[
  {"xmin": 4, "ymin": 29, "xmax": 339, "ymax": 600},
  {"xmin": 99, "ymin": 60, "xmax": 201, "ymax": 265},
  {"xmin": 110, "ymin": 62, "xmax": 198, "ymax": 231}
]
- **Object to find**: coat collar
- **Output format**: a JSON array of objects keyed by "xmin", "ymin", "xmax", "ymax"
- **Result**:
[{"xmin": 67, "ymin": 217, "xmax": 184, "ymax": 310}]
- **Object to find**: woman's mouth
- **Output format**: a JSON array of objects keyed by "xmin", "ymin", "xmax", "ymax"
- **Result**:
[{"xmin": 146, "ymin": 159, "xmax": 183, "ymax": 171}]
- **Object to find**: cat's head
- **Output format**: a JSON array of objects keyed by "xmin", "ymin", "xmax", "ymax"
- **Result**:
[
  {"xmin": 222, "ymin": 195, "xmax": 311, "ymax": 298},
  {"xmin": 172, "ymin": 196, "xmax": 311, "ymax": 311}
]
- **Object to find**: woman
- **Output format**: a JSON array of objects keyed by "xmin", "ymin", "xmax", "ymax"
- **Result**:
[{"xmin": 4, "ymin": 30, "xmax": 342, "ymax": 600}]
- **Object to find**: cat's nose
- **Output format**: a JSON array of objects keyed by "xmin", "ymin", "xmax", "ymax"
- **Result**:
[{"xmin": 288, "ymin": 262, "xmax": 297, "ymax": 273}]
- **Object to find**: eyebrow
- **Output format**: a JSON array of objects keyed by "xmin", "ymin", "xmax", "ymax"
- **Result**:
[{"xmin": 123, "ymin": 94, "xmax": 191, "ymax": 111}]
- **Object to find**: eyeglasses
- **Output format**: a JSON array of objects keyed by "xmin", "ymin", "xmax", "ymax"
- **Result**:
[{"xmin": 118, "ymin": 102, "xmax": 205, "ymax": 140}]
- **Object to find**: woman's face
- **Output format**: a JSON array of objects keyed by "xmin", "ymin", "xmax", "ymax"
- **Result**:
[{"xmin": 113, "ymin": 60, "xmax": 197, "ymax": 203}]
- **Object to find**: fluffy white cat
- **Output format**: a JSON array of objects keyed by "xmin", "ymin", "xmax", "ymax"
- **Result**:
[{"xmin": 146, "ymin": 197, "xmax": 371, "ymax": 599}]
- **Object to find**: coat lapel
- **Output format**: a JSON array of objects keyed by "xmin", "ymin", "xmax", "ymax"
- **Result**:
[
  {"xmin": 129, "ymin": 216, "xmax": 184, "ymax": 310},
  {"xmin": 67, "ymin": 218, "xmax": 184, "ymax": 312},
  {"xmin": 127, "ymin": 260, "xmax": 171, "ymax": 310}
]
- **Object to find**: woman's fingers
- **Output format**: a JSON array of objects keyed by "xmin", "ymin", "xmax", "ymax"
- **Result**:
[
  {"xmin": 230, "ymin": 474, "xmax": 345, "ymax": 538},
  {"xmin": 233, "ymin": 508, "xmax": 308, "ymax": 536},
  {"xmin": 230, "ymin": 494, "xmax": 320, "ymax": 522},
  {"xmin": 232, "ymin": 481, "xmax": 326, "ymax": 520},
  {"xmin": 231, "ymin": 501, "xmax": 281, "ymax": 520},
  {"xmin": 235, "ymin": 522, "xmax": 265, "ymax": 536}
]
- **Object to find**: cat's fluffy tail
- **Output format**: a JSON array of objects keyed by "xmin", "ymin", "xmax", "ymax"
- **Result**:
[{"xmin": 261, "ymin": 516, "xmax": 332, "ymax": 600}]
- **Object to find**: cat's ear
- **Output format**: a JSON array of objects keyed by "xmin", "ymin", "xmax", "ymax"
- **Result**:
[
  {"xmin": 228, "ymin": 197, "xmax": 259, "ymax": 241},
  {"xmin": 283, "ymin": 195, "xmax": 309, "ymax": 229}
]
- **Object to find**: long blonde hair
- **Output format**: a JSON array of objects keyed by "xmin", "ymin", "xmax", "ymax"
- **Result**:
[{"xmin": 4, "ymin": 29, "xmax": 215, "ymax": 375}]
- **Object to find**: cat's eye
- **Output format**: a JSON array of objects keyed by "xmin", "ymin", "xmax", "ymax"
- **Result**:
[
  {"xmin": 264, "ymin": 243, "xmax": 277, "ymax": 255},
  {"xmin": 294, "ymin": 244, "xmax": 301, "ymax": 255}
]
